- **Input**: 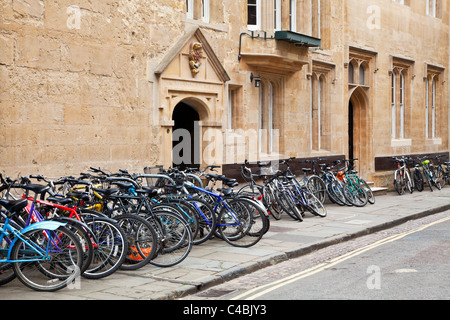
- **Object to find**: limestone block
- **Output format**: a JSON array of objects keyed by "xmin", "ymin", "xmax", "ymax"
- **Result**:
[
  {"xmin": 0, "ymin": 35, "xmax": 14, "ymax": 66},
  {"xmin": 15, "ymin": 34, "xmax": 40, "ymax": 68},
  {"xmin": 12, "ymin": 0, "xmax": 44, "ymax": 19}
]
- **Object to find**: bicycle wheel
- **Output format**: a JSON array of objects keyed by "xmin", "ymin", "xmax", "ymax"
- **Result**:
[
  {"xmin": 433, "ymin": 167, "xmax": 444, "ymax": 190},
  {"xmin": 152, "ymin": 201, "xmax": 199, "ymax": 241},
  {"xmin": 264, "ymin": 185, "xmax": 283, "ymax": 220},
  {"xmin": 12, "ymin": 226, "xmax": 83, "ymax": 292},
  {"xmin": 185, "ymin": 198, "xmax": 216, "ymax": 245},
  {"xmin": 404, "ymin": 170, "xmax": 414, "ymax": 193},
  {"xmin": 343, "ymin": 181, "xmax": 368, "ymax": 206},
  {"xmin": 115, "ymin": 214, "xmax": 158, "ymax": 270},
  {"xmin": 326, "ymin": 181, "xmax": 345, "ymax": 206},
  {"xmin": 423, "ymin": 169, "xmax": 434, "ymax": 192},
  {"xmin": 394, "ymin": 170, "xmax": 405, "ymax": 195},
  {"xmin": 216, "ymin": 198, "xmax": 268, "ymax": 248},
  {"xmin": 0, "ymin": 218, "xmax": 20, "ymax": 286},
  {"xmin": 81, "ymin": 216, "xmax": 128, "ymax": 279},
  {"xmin": 275, "ymin": 189, "xmax": 303, "ymax": 221},
  {"xmin": 359, "ymin": 179, "xmax": 375, "ymax": 204},
  {"xmin": 148, "ymin": 211, "xmax": 192, "ymax": 268},
  {"xmin": 53, "ymin": 218, "xmax": 94, "ymax": 275},
  {"xmin": 303, "ymin": 191, "xmax": 327, "ymax": 217},
  {"xmin": 306, "ymin": 175, "xmax": 326, "ymax": 204},
  {"xmin": 414, "ymin": 169, "xmax": 424, "ymax": 192}
]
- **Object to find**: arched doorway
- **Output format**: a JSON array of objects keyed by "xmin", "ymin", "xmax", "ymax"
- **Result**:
[
  {"xmin": 172, "ymin": 102, "xmax": 200, "ymax": 170},
  {"xmin": 348, "ymin": 87, "xmax": 371, "ymax": 175}
]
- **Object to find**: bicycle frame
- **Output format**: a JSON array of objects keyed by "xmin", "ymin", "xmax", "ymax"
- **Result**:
[{"xmin": 0, "ymin": 217, "xmax": 65, "ymax": 262}]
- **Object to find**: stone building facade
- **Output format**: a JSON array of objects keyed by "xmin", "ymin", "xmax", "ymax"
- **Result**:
[{"xmin": 0, "ymin": 0, "xmax": 449, "ymax": 186}]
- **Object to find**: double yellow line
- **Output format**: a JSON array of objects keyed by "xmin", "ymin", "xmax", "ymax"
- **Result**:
[{"xmin": 231, "ymin": 215, "xmax": 450, "ymax": 300}]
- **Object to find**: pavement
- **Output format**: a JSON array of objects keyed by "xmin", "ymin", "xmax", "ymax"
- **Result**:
[{"xmin": 1, "ymin": 186, "xmax": 450, "ymax": 300}]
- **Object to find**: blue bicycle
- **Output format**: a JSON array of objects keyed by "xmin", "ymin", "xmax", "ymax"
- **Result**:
[{"xmin": 0, "ymin": 197, "xmax": 83, "ymax": 291}]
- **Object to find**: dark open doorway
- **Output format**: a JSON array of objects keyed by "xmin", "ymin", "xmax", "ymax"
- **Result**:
[
  {"xmin": 348, "ymin": 100, "xmax": 354, "ymax": 162},
  {"xmin": 172, "ymin": 102, "xmax": 200, "ymax": 170}
]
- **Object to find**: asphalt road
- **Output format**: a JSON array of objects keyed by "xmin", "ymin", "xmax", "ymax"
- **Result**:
[{"xmin": 184, "ymin": 210, "xmax": 450, "ymax": 300}]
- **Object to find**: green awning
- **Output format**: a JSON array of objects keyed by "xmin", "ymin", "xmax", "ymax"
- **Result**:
[{"xmin": 275, "ymin": 30, "xmax": 321, "ymax": 47}]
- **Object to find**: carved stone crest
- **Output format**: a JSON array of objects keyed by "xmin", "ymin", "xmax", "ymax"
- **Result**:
[{"xmin": 189, "ymin": 42, "xmax": 203, "ymax": 74}]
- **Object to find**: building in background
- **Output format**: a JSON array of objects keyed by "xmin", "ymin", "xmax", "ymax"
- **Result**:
[{"xmin": 0, "ymin": 0, "xmax": 448, "ymax": 187}]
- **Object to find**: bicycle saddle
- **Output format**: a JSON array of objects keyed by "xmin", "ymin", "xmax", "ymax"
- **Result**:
[
  {"xmin": 0, "ymin": 198, "xmax": 28, "ymax": 213},
  {"xmin": 20, "ymin": 184, "xmax": 50, "ymax": 194},
  {"xmin": 46, "ymin": 196, "xmax": 73, "ymax": 205},
  {"xmin": 217, "ymin": 188, "xmax": 233, "ymax": 196},
  {"xmin": 136, "ymin": 186, "xmax": 159, "ymax": 197}
]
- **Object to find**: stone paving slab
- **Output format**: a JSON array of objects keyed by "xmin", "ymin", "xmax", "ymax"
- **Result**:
[{"xmin": 0, "ymin": 187, "xmax": 449, "ymax": 300}]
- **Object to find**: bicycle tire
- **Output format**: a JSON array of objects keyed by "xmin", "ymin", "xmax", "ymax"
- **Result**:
[
  {"xmin": 303, "ymin": 191, "xmax": 327, "ymax": 217},
  {"xmin": 433, "ymin": 167, "xmax": 444, "ymax": 190},
  {"xmin": 52, "ymin": 218, "xmax": 94, "ymax": 275},
  {"xmin": 216, "ymin": 198, "xmax": 267, "ymax": 248},
  {"xmin": 81, "ymin": 215, "xmax": 128, "ymax": 279},
  {"xmin": 12, "ymin": 226, "xmax": 83, "ymax": 292},
  {"xmin": 148, "ymin": 211, "xmax": 192, "ymax": 268},
  {"xmin": 423, "ymin": 169, "xmax": 434, "ymax": 192},
  {"xmin": 115, "ymin": 214, "xmax": 158, "ymax": 270},
  {"xmin": 275, "ymin": 189, "xmax": 303, "ymax": 221},
  {"xmin": 414, "ymin": 169, "xmax": 424, "ymax": 192},
  {"xmin": 394, "ymin": 170, "xmax": 405, "ymax": 195},
  {"xmin": 306, "ymin": 175, "xmax": 326, "ymax": 204},
  {"xmin": 326, "ymin": 181, "xmax": 346, "ymax": 206},
  {"xmin": 185, "ymin": 198, "xmax": 216, "ymax": 245},
  {"xmin": 404, "ymin": 170, "xmax": 414, "ymax": 193},
  {"xmin": 360, "ymin": 179, "xmax": 375, "ymax": 204}
]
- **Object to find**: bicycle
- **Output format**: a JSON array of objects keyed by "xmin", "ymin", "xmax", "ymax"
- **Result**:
[
  {"xmin": 298, "ymin": 158, "xmax": 327, "ymax": 204},
  {"xmin": 392, "ymin": 157, "xmax": 413, "ymax": 195},
  {"xmin": 3, "ymin": 175, "xmax": 132, "ymax": 279},
  {"xmin": 238, "ymin": 160, "xmax": 283, "ymax": 220},
  {"xmin": 0, "ymin": 197, "xmax": 83, "ymax": 291},
  {"xmin": 431, "ymin": 155, "xmax": 449, "ymax": 188},
  {"xmin": 417, "ymin": 156, "xmax": 440, "ymax": 191}
]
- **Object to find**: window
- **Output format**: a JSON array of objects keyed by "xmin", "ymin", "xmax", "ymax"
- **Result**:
[
  {"xmin": 425, "ymin": 78, "xmax": 429, "ymax": 138},
  {"xmin": 399, "ymin": 72, "xmax": 405, "ymax": 138},
  {"xmin": 426, "ymin": 0, "xmax": 436, "ymax": 17},
  {"xmin": 426, "ymin": 76, "xmax": 438, "ymax": 138},
  {"xmin": 274, "ymin": 0, "xmax": 281, "ymax": 31},
  {"xmin": 391, "ymin": 65, "xmax": 411, "ymax": 140},
  {"xmin": 432, "ymin": 77, "xmax": 436, "ymax": 137},
  {"xmin": 248, "ymin": 0, "xmax": 261, "ymax": 31},
  {"xmin": 311, "ymin": 76, "xmax": 323, "ymax": 150},
  {"xmin": 359, "ymin": 65, "xmax": 365, "ymax": 85},
  {"xmin": 258, "ymin": 80, "xmax": 279, "ymax": 155},
  {"xmin": 186, "ymin": 0, "xmax": 193, "ymax": 19},
  {"xmin": 202, "ymin": 0, "xmax": 210, "ymax": 23},
  {"xmin": 289, "ymin": 0, "xmax": 297, "ymax": 32},
  {"xmin": 348, "ymin": 62, "xmax": 355, "ymax": 84},
  {"xmin": 392, "ymin": 0, "xmax": 404, "ymax": 4},
  {"xmin": 312, "ymin": 0, "xmax": 321, "ymax": 38},
  {"xmin": 391, "ymin": 72, "xmax": 396, "ymax": 139},
  {"xmin": 311, "ymin": 62, "xmax": 333, "ymax": 151}
]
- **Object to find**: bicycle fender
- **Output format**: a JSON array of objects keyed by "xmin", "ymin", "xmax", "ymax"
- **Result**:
[{"xmin": 20, "ymin": 220, "xmax": 66, "ymax": 234}]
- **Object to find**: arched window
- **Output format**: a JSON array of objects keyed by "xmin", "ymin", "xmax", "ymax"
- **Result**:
[
  {"xmin": 391, "ymin": 72, "xmax": 396, "ymax": 138},
  {"xmin": 359, "ymin": 64, "xmax": 365, "ymax": 85},
  {"xmin": 348, "ymin": 62, "xmax": 355, "ymax": 84}
]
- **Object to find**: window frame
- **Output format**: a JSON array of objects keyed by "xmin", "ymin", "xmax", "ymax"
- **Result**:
[{"xmin": 247, "ymin": 0, "xmax": 261, "ymax": 31}]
